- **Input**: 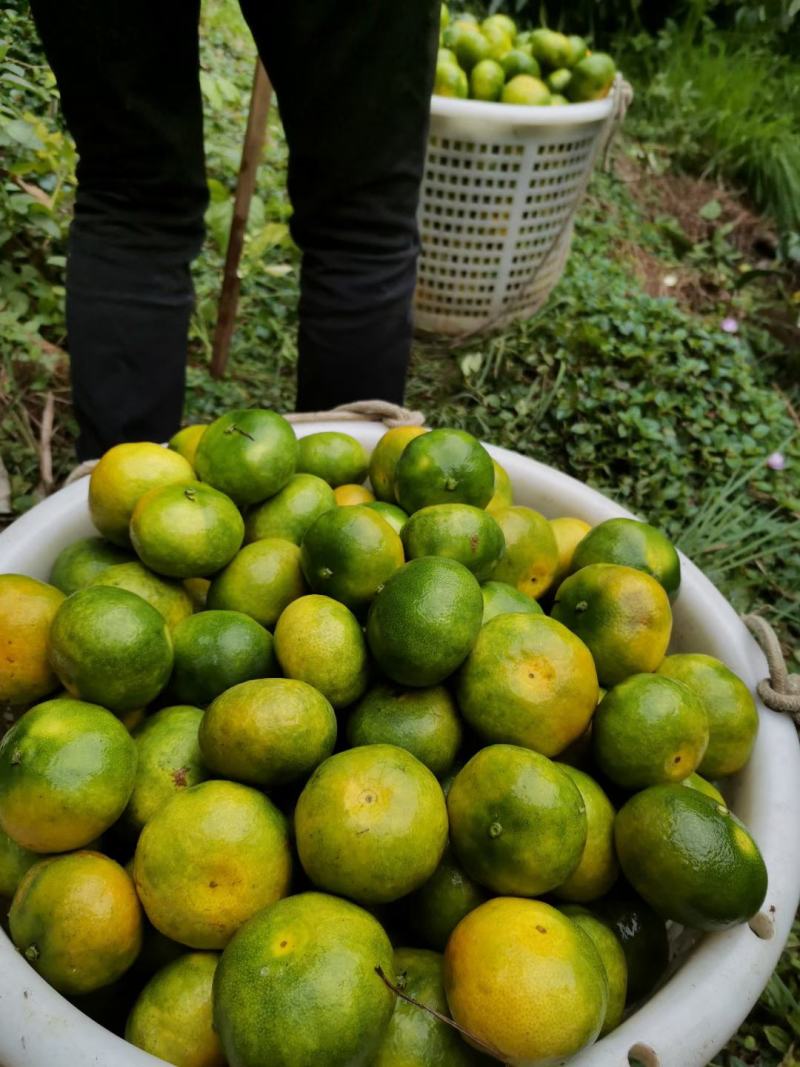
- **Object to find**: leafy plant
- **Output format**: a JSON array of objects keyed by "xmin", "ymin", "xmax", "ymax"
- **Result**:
[{"xmin": 624, "ymin": 28, "xmax": 800, "ymax": 234}]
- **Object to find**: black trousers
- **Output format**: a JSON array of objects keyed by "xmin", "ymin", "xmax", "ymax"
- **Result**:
[{"xmin": 29, "ymin": 1, "xmax": 439, "ymax": 459}]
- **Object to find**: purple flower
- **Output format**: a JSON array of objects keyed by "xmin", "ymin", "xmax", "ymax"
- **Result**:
[
  {"xmin": 766, "ymin": 452, "xmax": 785, "ymax": 471},
  {"xmin": 721, "ymin": 317, "xmax": 739, "ymax": 334}
]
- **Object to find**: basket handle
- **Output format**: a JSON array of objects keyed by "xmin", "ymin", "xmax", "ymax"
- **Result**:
[
  {"xmin": 284, "ymin": 400, "xmax": 425, "ymax": 429},
  {"xmin": 742, "ymin": 614, "xmax": 800, "ymax": 721},
  {"xmin": 600, "ymin": 74, "xmax": 634, "ymax": 170}
]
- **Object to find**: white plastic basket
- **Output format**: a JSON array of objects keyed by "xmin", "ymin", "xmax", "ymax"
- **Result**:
[
  {"xmin": 0, "ymin": 420, "xmax": 798, "ymax": 1067},
  {"xmin": 414, "ymin": 83, "xmax": 624, "ymax": 336}
]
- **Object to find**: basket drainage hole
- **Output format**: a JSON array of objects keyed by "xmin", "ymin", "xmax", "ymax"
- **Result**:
[
  {"xmin": 629, "ymin": 1044, "xmax": 660, "ymax": 1067},
  {"xmin": 749, "ymin": 910, "xmax": 775, "ymax": 940}
]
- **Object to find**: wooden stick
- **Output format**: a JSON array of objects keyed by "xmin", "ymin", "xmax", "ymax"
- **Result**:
[
  {"xmin": 210, "ymin": 60, "xmax": 273, "ymax": 379},
  {"xmin": 38, "ymin": 391, "xmax": 55, "ymax": 495}
]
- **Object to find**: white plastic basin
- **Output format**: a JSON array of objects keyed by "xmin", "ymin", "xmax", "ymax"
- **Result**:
[{"xmin": 0, "ymin": 420, "xmax": 798, "ymax": 1067}]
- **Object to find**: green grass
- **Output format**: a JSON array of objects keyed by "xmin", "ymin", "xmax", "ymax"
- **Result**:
[
  {"xmin": 1, "ymin": 4, "xmax": 799, "ymax": 1061},
  {"xmin": 621, "ymin": 28, "xmax": 800, "ymax": 236}
]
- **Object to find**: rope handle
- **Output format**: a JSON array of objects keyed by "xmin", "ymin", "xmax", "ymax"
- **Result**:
[
  {"xmin": 62, "ymin": 400, "xmax": 426, "ymax": 486},
  {"xmin": 284, "ymin": 400, "xmax": 425, "ymax": 428},
  {"xmin": 742, "ymin": 614, "xmax": 800, "ymax": 722},
  {"xmin": 600, "ymin": 74, "xmax": 634, "ymax": 171}
]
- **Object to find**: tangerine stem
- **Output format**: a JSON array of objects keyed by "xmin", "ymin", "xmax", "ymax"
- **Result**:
[{"xmin": 374, "ymin": 965, "xmax": 507, "ymax": 1063}]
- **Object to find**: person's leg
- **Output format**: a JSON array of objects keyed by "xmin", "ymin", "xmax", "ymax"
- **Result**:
[
  {"xmin": 29, "ymin": 1, "xmax": 208, "ymax": 458},
  {"xmin": 239, "ymin": 0, "xmax": 439, "ymax": 410}
]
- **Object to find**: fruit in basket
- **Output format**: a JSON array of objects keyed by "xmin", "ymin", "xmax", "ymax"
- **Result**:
[
  {"xmin": 395, "ymin": 428, "xmax": 494, "ymax": 513},
  {"xmin": 48, "ymin": 585, "xmax": 173, "ymax": 711},
  {"xmin": 554, "ymin": 765, "xmax": 619, "ymax": 902},
  {"xmin": 682, "ymin": 771, "xmax": 725, "ymax": 803},
  {"xmin": 402, "ymin": 503, "xmax": 505, "ymax": 580},
  {"xmin": 444, "ymin": 898, "xmax": 608, "ymax": 1065},
  {"xmin": 593, "ymin": 893, "xmax": 669, "ymax": 1003},
  {"xmin": 373, "ymin": 948, "xmax": 486, "ymax": 1066},
  {"xmin": 501, "ymin": 75, "xmax": 551, "ymax": 106},
  {"xmin": 366, "ymin": 557, "xmax": 483, "ymax": 687},
  {"xmin": 213, "ymin": 892, "xmax": 395, "ymax": 1067},
  {"xmin": 547, "ymin": 67, "xmax": 572, "ymax": 94},
  {"xmin": 296, "ymin": 431, "xmax": 369, "ymax": 488},
  {"xmin": 90, "ymin": 560, "xmax": 193, "ymax": 630},
  {"xmin": 482, "ymin": 13, "xmax": 517, "ymax": 39},
  {"xmin": 274, "ymin": 593, "xmax": 369, "ymax": 707},
  {"xmin": 500, "ymin": 48, "xmax": 540, "ymax": 80},
  {"xmin": 470, "ymin": 58, "xmax": 505, "ymax": 102},
  {"xmin": 450, "ymin": 26, "xmax": 491, "ymax": 72},
  {"xmin": 486, "ymin": 458, "xmax": 513, "ymax": 512},
  {"xmin": 491, "ymin": 505, "xmax": 560, "ymax": 598},
  {"xmin": 529, "ymin": 28, "xmax": 571, "ymax": 70},
  {"xmin": 558, "ymin": 721, "xmax": 594, "ymax": 769},
  {"xmin": 481, "ymin": 23, "xmax": 514, "ymax": 60},
  {"xmin": 88, "ymin": 442, "xmax": 194, "ymax": 546},
  {"xmin": 49, "ymin": 536, "xmax": 135, "ymax": 595},
  {"xmin": 207, "ymin": 538, "xmax": 306, "ymax": 627},
  {"xmin": 593, "ymin": 674, "xmax": 710, "ymax": 788},
  {"xmin": 368, "ymin": 426, "xmax": 427, "ymax": 503},
  {"xmin": 406, "ymin": 845, "xmax": 488, "ymax": 950},
  {"xmin": 0, "ymin": 413, "xmax": 775, "ymax": 1057},
  {"xmin": 657, "ymin": 653, "xmax": 759, "ymax": 777},
  {"xmin": 168, "ymin": 423, "xmax": 207, "ymax": 467},
  {"xmin": 561, "ymin": 906, "xmax": 627, "ymax": 1034},
  {"xmin": 614, "ymin": 784, "xmax": 768, "ymax": 931},
  {"xmin": 126, "ymin": 951, "xmax": 223, "ymax": 1067},
  {"xmin": 124, "ymin": 705, "xmax": 208, "ymax": 833},
  {"xmin": 184, "ymin": 576, "xmax": 210, "ymax": 609},
  {"xmin": 552, "ymin": 563, "xmax": 672, "ymax": 686},
  {"xmin": 334, "ymin": 483, "xmax": 375, "ymax": 505},
  {"xmin": 570, "ymin": 516, "xmax": 681, "ymax": 599},
  {"xmin": 367, "ymin": 500, "xmax": 408, "ymax": 534},
  {"xmin": 130, "ymin": 481, "xmax": 245, "ymax": 579},
  {"xmin": 448, "ymin": 744, "xmax": 587, "ymax": 895},
  {"xmin": 300, "ymin": 505, "xmax": 404, "ymax": 611},
  {"xmin": 295, "ymin": 744, "xmax": 448, "ymax": 903},
  {"xmin": 566, "ymin": 34, "xmax": 589, "ymax": 65},
  {"xmin": 132, "ymin": 923, "xmax": 186, "ymax": 981},
  {"xmin": 194, "ymin": 408, "xmax": 297, "ymax": 507},
  {"xmin": 458, "ymin": 613, "xmax": 598, "ymax": 755},
  {"xmin": 434, "ymin": 56, "xmax": 469, "ymax": 98},
  {"xmin": 169, "ymin": 610, "xmax": 276, "ymax": 706},
  {"xmin": 550, "ymin": 516, "xmax": 592, "ymax": 583},
  {"xmin": 200, "ymin": 678, "xmax": 337, "ymax": 789},
  {"xmin": 346, "ymin": 682, "xmax": 462, "ymax": 777},
  {"xmin": 433, "ymin": 20, "xmax": 616, "ymax": 105},
  {"xmin": 568, "ymin": 52, "xmax": 617, "ymax": 102},
  {"xmin": 134, "ymin": 779, "xmax": 291, "ymax": 948},
  {"xmin": 0, "ymin": 826, "xmax": 45, "ymax": 900},
  {"xmin": 244, "ymin": 473, "xmax": 335, "ymax": 545},
  {"xmin": 0, "ymin": 574, "xmax": 64, "ymax": 704},
  {"xmin": 0, "ymin": 697, "xmax": 137, "ymax": 852},
  {"xmin": 10, "ymin": 851, "xmax": 142, "ymax": 995},
  {"xmin": 480, "ymin": 579, "xmax": 543, "ymax": 624}
]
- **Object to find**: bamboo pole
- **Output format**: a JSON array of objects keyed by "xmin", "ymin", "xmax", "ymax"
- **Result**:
[{"xmin": 210, "ymin": 60, "xmax": 273, "ymax": 379}]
